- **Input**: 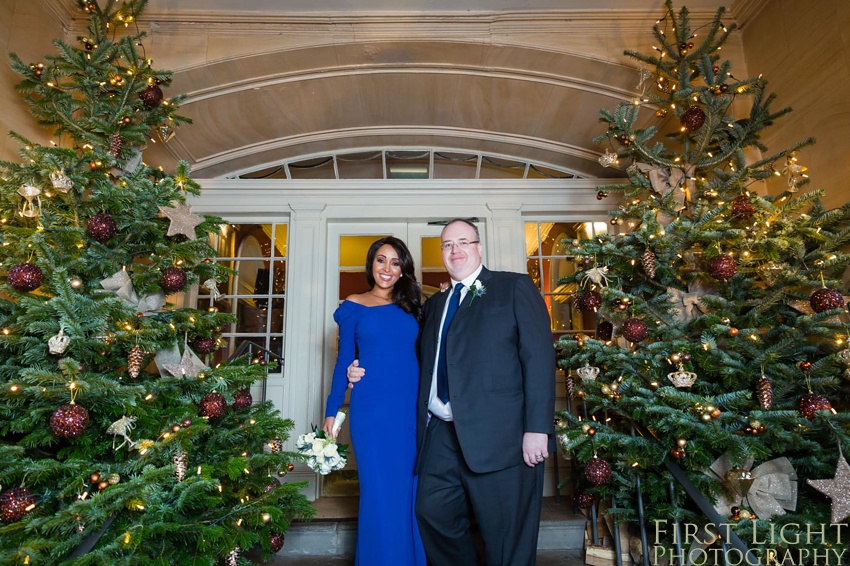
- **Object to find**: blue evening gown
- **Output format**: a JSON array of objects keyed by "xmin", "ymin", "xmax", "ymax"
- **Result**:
[{"xmin": 325, "ymin": 300, "xmax": 426, "ymax": 566}]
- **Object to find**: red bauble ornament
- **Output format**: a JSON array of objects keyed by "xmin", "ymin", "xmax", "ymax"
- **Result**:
[
  {"xmin": 670, "ymin": 447, "xmax": 686, "ymax": 459},
  {"xmin": 139, "ymin": 84, "xmax": 164, "ymax": 108},
  {"xmin": 232, "ymin": 388, "xmax": 253, "ymax": 410},
  {"xmin": 622, "ymin": 318, "xmax": 649, "ymax": 343},
  {"xmin": 159, "ymin": 266, "xmax": 188, "ymax": 293},
  {"xmin": 191, "ymin": 336, "xmax": 218, "ymax": 354},
  {"xmin": 50, "ymin": 404, "xmax": 90, "ymax": 438},
  {"xmin": 573, "ymin": 491, "xmax": 595, "ymax": 509},
  {"xmin": 731, "ymin": 195, "xmax": 756, "ymax": 220},
  {"xmin": 0, "ymin": 487, "xmax": 36, "ymax": 523},
  {"xmin": 596, "ymin": 320, "xmax": 614, "ymax": 341},
  {"xmin": 797, "ymin": 393, "xmax": 832, "ymax": 420},
  {"xmin": 707, "ymin": 254, "xmax": 737, "ymax": 281},
  {"xmin": 264, "ymin": 478, "xmax": 281, "ymax": 493},
  {"xmin": 810, "ymin": 288, "xmax": 845, "ymax": 313},
  {"xmin": 87, "ymin": 213, "xmax": 117, "ymax": 242},
  {"xmin": 198, "ymin": 392, "xmax": 228, "ymax": 419},
  {"xmin": 269, "ymin": 531, "xmax": 285, "ymax": 552},
  {"xmin": 7, "ymin": 262, "xmax": 44, "ymax": 292},
  {"xmin": 680, "ymin": 107, "xmax": 706, "ymax": 131},
  {"xmin": 578, "ymin": 291, "xmax": 603, "ymax": 312},
  {"xmin": 584, "ymin": 456, "xmax": 612, "ymax": 486}
]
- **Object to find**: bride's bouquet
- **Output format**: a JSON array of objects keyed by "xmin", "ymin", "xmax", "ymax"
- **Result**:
[{"xmin": 296, "ymin": 410, "xmax": 348, "ymax": 475}]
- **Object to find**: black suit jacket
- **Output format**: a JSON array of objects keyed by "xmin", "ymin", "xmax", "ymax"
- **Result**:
[{"xmin": 417, "ymin": 267, "xmax": 556, "ymax": 474}]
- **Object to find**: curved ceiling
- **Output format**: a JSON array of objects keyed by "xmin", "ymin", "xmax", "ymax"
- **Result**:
[{"xmin": 87, "ymin": 0, "xmax": 755, "ymax": 179}]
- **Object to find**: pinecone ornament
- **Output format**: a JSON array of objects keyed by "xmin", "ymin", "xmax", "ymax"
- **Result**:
[
  {"xmin": 565, "ymin": 375, "xmax": 575, "ymax": 398},
  {"xmin": 642, "ymin": 249, "xmax": 657, "ymax": 279},
  {"xmin": 756, "ymin": 375, "xmax": 773, "ymax": 410},
  {"xmin": 127, "ymin": 346, "xmax": 144, "ymax": 378},
  {"xmin": 269, "ymin": 532, "xmax": 285, "ymax": 552},
  {"xmin": 225, "ymin": 547, "xmax": 241, "ymax": 566},
  {"xmin": 108, "ymin": 133, "xmax": 123, "ymax": 158},
  {"xmin": 172, "ymin": 450, "xmax": 187, "ymax": 482}
]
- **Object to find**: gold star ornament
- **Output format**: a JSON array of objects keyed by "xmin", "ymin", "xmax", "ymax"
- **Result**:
[
  {"xmin": 159, "ymin": 201, "xmax": 204, "ymax": 239},
  {"xmin": 807, "ymin": 454, "xmax": 850, "ymax": 523}
]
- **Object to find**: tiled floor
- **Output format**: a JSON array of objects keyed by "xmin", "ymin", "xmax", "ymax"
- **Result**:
[
  {"xmin": 261, "ymin": 495, "xmax": 588, "ymax": 565},
  {"xmin": 264, "ymin": 549, "xmax": 585, "ymax": 565}
]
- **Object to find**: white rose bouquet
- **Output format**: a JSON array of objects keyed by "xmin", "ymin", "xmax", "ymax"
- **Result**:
[{"xmin": 295, "ymin": 410, "xmax": 348, "ymax": 475}]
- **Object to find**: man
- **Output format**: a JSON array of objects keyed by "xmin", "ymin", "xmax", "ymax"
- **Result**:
[{"xmin": 348, "ymin": 218, "xmax": 555, "ymax": 565}]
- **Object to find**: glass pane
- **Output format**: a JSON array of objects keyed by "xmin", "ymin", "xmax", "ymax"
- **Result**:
[
  {"xmin": 340, "ymin": 235, "xmax": 389, "ymax": 267},
  {"xmin": 479, "ymin": 156, "xmax": 525, "ymax": 179},
  {"xmin": 235, "ymin": 297, "xmax": 271, "ymax": 334},
  {"xmin": 386, "ymin": 151, "xmax": 429, "ymax": 179},
  {"xmin": 420, "ymin": 236, "xmax": 443, "ymax": 269},
  {"xmin": 340, "ymin": 271, "xmax": 369, "ymax": 300},
  {"xmin": 238, "ymin": 164, "xmax": 287, "ymax": 180},
  {"xmin": 268, "ymin": 300, "xmax": 285, "ymax": 333},
  {"xmin": 289, "ymin": 156, "xmax": 335, "ymax": 180},
  {"xmin": 527, "ymin": 258, "xmax": 541, "ymax": 291},
  {"xmin": 546, "ymin": 294, "xmax": 574, "ymax": 332},
  {"xmin": 272, "ymin": 260, "xmax": 286, "ymax": 294},
  {"xmin": 212, "ymin": 336, "xmax": 279, "ymax": 369},
  {"xmin": 273, "ymin": 224, "xmax": 287, "ymax": 257},
  {"xmin": 525, "ymin": 222, "xmax": 540, "ymax": 257},
  {"xmin": 223, "ymin": 260, "xmax": 269, "ymax": 296},
  {"xmin": 526, "ymin": 164, "xmax": 577, "ymax": 179},
  {"xmin": 337, "ymin": 151, "xmax": 384, "ymax": 179},
  {"xmin": 433, "ymin": 151, "xmax": 477, "ymax": 179},
  {"xmin": 542, "ymin": 258, "xmax": 574, "ymax": 295},
  {"xmin": 539, "ymin": 223, "xmax": 582, "ymax": 256}
]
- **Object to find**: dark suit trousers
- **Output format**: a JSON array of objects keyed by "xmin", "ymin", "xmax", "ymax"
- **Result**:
[{"xmin": 416, "ymin": 418, "xmax": 544, "ymax": 566}]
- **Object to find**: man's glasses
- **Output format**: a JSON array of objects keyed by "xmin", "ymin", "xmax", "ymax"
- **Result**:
[{"xmin": 440, "ymin": 240, "xmax": 480, "ymax": 251}]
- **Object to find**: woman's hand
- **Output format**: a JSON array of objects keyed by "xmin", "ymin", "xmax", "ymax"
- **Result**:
[{"xmin": 323, "ymin": 416, "xmax": 337, "ymax": 439}]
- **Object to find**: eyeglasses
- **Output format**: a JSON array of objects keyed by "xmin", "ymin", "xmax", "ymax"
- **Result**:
[{"xmin": 440, "ymin": 240, "xmax": 480, "ymax": 251}]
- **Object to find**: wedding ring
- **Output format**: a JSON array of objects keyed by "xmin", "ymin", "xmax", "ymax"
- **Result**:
[{"xmin": 535, "ymin": 454, "xmax": 543, "ymax": 460}]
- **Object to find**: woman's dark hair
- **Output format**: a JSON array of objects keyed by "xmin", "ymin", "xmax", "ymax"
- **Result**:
[{"xmin": 365, "ymin": 237, "xmax": 423, "ymax": 321}]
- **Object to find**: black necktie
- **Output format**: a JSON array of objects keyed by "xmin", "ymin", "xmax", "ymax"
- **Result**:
[{"xmin": 437, "ymin": 283, "xmax": 464, "ymax": 403}]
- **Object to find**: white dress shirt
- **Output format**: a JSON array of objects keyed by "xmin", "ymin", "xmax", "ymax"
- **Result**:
[{"xmin": 427, "ymin": 265, "xmax": 484, "ymax": 421}]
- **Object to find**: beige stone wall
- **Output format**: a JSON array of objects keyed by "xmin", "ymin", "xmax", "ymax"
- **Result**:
[
  {"xmin": 742, "ymin": 0, "xmax": 850, "ymax": 210},
  {"xmin": 0, "ymin": 0, "xmax": 63, "ymax": 160}
]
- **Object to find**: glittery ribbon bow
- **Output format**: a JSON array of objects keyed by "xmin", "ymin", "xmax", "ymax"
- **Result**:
[
  {"xmin": 705, "ymin": 453, "xmax": 798, "ymax": 520},
  {"xmin": 100, "ymin": 270, "xmax": 165, "ymax": 315},
  {"xmin": 635, "ymin": 163, "xmax": 695, "ymax": 210},
  {"xmin": 667, "ymin": 281, "xmax": 712, "ymax": 323}
]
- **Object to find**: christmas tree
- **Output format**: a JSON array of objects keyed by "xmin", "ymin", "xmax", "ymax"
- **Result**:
[
  {"xmin": 0, "ymin": 1, "xmax": 312, "ymax": 564},
  {"xmin": 558, "ymin": 1, "xmax": 850, "ymax": 560}
]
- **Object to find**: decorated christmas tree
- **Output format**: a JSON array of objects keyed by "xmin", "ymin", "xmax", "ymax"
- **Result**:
[
  {"xmin": 558, "ymin": 1, "xmax": 850, "ymax": 560},
  {"xmin": 0, "ymin": 1, "xmax": 312, "ymax": 564}
]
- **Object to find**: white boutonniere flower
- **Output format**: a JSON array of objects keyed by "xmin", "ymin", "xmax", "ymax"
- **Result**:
[{"xmin": 468, "ymin": 280, "xmax": 486, "ymax": 304}]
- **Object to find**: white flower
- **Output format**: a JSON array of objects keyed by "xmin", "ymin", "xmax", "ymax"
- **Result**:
[
  {"xmin": 296, "ymin": 428, "xmax": 349, "ymax": 475},
  {"xmin": 322, "ymin": 443, "xmax": 339, "ymax": 458}
]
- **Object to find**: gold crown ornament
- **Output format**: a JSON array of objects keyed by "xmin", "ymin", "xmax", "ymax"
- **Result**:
[
  {"xmin": 667, "ymin": 362, "xmax": 697, "ymax": 388},
  {"xmin": 576, "ymin": 363, "xmax": 600, "ymax": 381}
]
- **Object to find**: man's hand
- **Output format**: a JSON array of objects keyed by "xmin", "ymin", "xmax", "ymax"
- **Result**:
[
  {"xmin": 347, "ymin": 359, "xmax": 365, "ymax": 389},
  {"xmin": 522, "ymin": 432, "xmax": 549, "ymax": 467}
]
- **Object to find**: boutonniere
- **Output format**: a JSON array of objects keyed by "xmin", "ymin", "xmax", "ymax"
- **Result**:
[{"xmin": 468, "ymin": 280, "xmax": 486, "ymax": 304}]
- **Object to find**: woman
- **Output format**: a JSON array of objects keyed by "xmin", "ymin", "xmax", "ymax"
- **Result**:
[{"xmin": 324, "ymin": 236, "xmax": 426, "ymax": 566}]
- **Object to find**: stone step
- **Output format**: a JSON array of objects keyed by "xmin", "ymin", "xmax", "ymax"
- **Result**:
[{"xmin": 275, "ymin": 496, "xmax": 587, "ymax": 558}]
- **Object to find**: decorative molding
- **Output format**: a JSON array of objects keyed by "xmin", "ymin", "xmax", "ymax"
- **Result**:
[
  {"xmin": 189, "ymin": 127, "xmax": 610, "ymax": 175},
  {"xmin": 730, "ymin": 0, "xmax": 771, "ymax": 30},
  {"xmin": 183, "ymin": 65, "xmax": 636, "ymax": 105},
  {"xmin": 53, "ymin": 7, "xmax": 735, "ymax": 36}
]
